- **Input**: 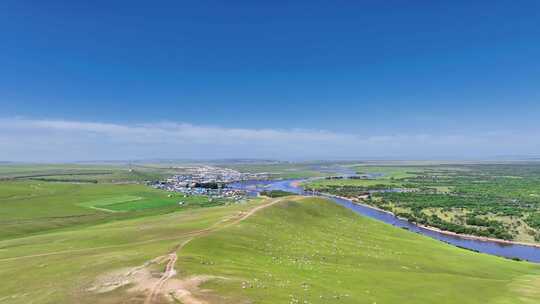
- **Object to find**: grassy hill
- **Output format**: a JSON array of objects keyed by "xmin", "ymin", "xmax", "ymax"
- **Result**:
[
  {"xmin": 0, "ymin": 197, "xmax": 264, "ymax": 304},
  {"xmin": 1, "ymin": 192, "xmax": 539, "ymax": 303},
  {"xmin": 178, "ymin": 197, "xmax": 540, "ymax": 304}
]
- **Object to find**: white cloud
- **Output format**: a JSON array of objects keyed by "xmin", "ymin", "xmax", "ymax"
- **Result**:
[{"xmin": 0, "ymin": 117, "xmax": 538, "ymax": 161}]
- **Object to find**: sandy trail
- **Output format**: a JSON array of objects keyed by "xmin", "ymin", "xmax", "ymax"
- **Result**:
[
  {"xmin": 142, "ymin": 197, "xmax": 289, "ymax": 304},
  {"xmin": 144, "ymin": 253, "xmax": 178, "ymax": 304},
  {"xmin": 133, "ymin": 198, "xmax": 283, "ymax": 304},
  {"xmin": 169, "ymin": 276, "xmax": 209, "ymax": 304}
]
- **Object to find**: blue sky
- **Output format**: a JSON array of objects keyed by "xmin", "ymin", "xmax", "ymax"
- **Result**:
[{"xmin": 1, "ymin": 1, "xmax": 539, "ymax": 161}]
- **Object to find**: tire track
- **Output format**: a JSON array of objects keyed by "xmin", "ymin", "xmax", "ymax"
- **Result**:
[{"xmin": 143, "ymin": 197, "xmax": 289, "ymax": 304}]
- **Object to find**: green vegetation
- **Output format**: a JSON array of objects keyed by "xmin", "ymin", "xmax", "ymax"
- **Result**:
[
  {"xmin": 526, "ymin": 213, "xmax": 540, "ymax": 230},
  {"xmin": 305, "ymin": 177, "xmax": 401, "ymax": 189},
  {"xmin": 2, "ymin": 193, "xmax": 539, "ymax": 304},
  {"xmin": 259, "ymin": 190, "xmax": 296, "ymax": 197},
  {"xmin": 302, "ymin": 165, "xmax": 418, "ymax": 189},
  {"xmin": 77, "ymin": 195, "xmax": 145, "ymax": 210},
  {"xmin": 0, "ymin": 180, "xmax": 229, "ymax": 240},
  {"xmin": 0, "ymin": 163, "xmax": 177, "ymax": 183},
  {"xmin": 0, "ymin": 197, "xmax": 263, "ymax": 304},
  {"xmin": 177, "ymin": 197, "xmax": 540, "ymax": 303},
  {"xmin": 2, "ymin": 162, "xmax": 540, "ymax": 304},
  {"xmin": 354, "ymin": 165, "xmax": 420, "ymax": 179},
  {"xmin": 304, "ymin": 163, "xmax": 540, "ymax": 243}
]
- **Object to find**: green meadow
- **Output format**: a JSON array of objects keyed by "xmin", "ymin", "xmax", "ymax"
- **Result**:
[
  {"xmin": 0, "ymin": 180, "xmax": 226, "ymax": 240},
  {"xmin": 1, "ymin": 164, "xmax": 540, "ymax": 303},
  {"xmin": 304, "ymin": 165, "xmax": 425, "ymax": 188},
  {"xmin": 305, "ymin": 177, "xmax": 402, "ymax": 188},
  {"xmin": 176, "ymin": 197, "xmax": 540, "ymax": 304},
  {"xmin": 0, "ymin": 163, "xmax": 175, "ymax": 183},
  {"xmin": 353, "ymin": 165, "xmax": 422, "ymax": 179},
  {"xmin": 0, "ymin": 198, "xmax": 261, "ymax": 304}
]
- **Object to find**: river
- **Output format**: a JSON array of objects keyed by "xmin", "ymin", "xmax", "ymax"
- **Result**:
[{"xmin": 227, "ymin": 178, "xmax": 540, "ymax": 263}]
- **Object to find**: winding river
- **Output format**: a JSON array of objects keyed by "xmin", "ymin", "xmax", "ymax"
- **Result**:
[{"xmin": 228, "ymin": 178, "xmax": 540, "ymax": 263}]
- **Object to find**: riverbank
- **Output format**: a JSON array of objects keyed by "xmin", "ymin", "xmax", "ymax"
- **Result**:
[
  {"xmin": 229, "ymin": 179, "xmax": 540, "ymax": 261},
  {"xmin": 333, "ymin": 194, "xmax": 540, "ymax": 249},
  {"xmin": 417, "ymin": 223, "xmax": 540, "ymax": 249}
]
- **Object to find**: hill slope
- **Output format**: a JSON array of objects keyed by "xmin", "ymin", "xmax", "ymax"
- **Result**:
[
  {"xmin": 177, "ymin": 197, "xmax": 540, "ymax": 304},
  {"xmin": 1, "ymin": 196, "xmax": 539, "ymax": 303}
]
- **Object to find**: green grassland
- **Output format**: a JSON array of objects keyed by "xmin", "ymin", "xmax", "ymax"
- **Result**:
[
  {"xmin": 0, "ymin": 180, "xmax": 228, "ymax": 240},
  {"xmin": 2, "ymin": 163, "xmax": 540, "ymax": 304},
  {"xmin": 303, "ymin": 165, "xmax": 427, "ymax": 189},
  {"xmin": 177, "ymin": 197, "xmax": 540, "ymax": 304},
  {"xmin": 1, "ymin": 194, "xmax": 539, "ymax": 304},
  {"xmin": 0, "ymin": 163, "xmax": 176, "ymax": 183},
  {"xmin": 354, "ymin": 165, "xmax": 423, "ymax": 179},
  {"xmin": 305, "ymin": 177, "xmax": 402, "ymax": 188},
  {"xmin": 0, "ymin": 198, "xmax": 263, "ymax": 304}
]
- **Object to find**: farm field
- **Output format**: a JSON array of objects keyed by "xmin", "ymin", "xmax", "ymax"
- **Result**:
[{"xmin": 304, "ymin": 163, "xmax": 540, "ymax": 243}]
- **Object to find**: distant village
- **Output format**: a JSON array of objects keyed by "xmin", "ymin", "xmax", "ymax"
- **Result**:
[{"xmin": 152, "ymin": 166, "xmax": 268, "ymax": 200}]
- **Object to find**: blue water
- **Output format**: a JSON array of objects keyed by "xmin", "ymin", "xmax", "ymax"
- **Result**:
[{"xmin": 228, "ymin": 178, "xmax": 540, "ymax": 263}]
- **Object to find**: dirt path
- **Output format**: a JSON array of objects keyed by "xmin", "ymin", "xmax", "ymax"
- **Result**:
[
  {"xmin": 144, "ymin": 253, "xmax": 178, "ymax": 304},
  {"xmin": 143, "ymin": 197, "xmax": 289, "ymax": 304},
  {"xmin": 0, "ymin": 197, "xmax": 292, "ymax": 263}
]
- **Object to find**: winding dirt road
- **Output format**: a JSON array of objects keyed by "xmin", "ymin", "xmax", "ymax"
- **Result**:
[
  {"xmin": 143, "ymin": 197, "xmax": 289, "ymax": 304},
  {"xmin": 0, "ymin": 197, "xmax": 291, "ymax": 264}
]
